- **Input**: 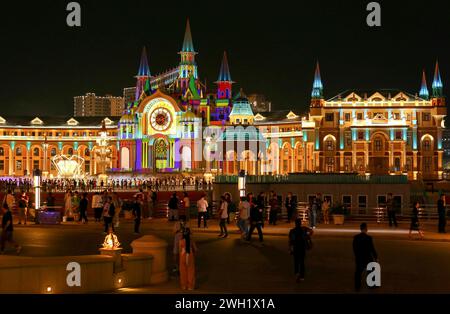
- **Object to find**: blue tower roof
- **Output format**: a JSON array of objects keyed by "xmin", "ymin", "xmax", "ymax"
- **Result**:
[
  {"xmin": 181, "ymin": 19, "xmax": 195, "ymax": 53},
  {"xmin": 419, "ymin": 70, "xmax": 429, "ymax": 100},
  {"xmin": 432, "ymin": 60, "xmax": 443, "ymax": 97},
  {"xmin": 216, "ymin": 51, "xmax": 233, "ymax": 82},
  {"xmin": 136, "ymin": 47, "xmax": 151, "ymax": 77},
  {"xmin": 311, "ymin": 61, "xmax": 323, "ymax": 99},
  {"xmin": 230, "ymin": 95, "xmax": 254, "ymax": 117}
]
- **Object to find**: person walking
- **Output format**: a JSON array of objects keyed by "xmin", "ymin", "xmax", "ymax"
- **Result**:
[
  {"xmin": 353, "ymin": 223, "xmax": 378, "ymax": 292},
  {"xmin": 386, "ymin": 193, "xmax": 398, "ymax": 227},
  {"xmin": 285, "ymin": 192, "xmax": 296, "ymax": 223},
  {"xmin": 168, "ymin": 193, "xmax": 179, "ymax": 221},
  {"xmin": 269, "ymin": 192, "xmax": 279, "ymax": 225},
  {"xmin": 132, "ymin": 195, "xmax": 142, "ymax": 234},
  {"xmin": 289, "ymin": 218, "xmax": 313, "ymax": 282},
  {"xmin": 72, "ymin": 191, "xmax": 81, "ymax": 221},
  {"xmin": 64, "ymin": 190, "xmax": 73, "ymax": 221},
  {"xmin": 438, "ymin": 194, "xmax": 446, "ymax": 233},
  {"xmin": 172, "ymin": 216, "xmax": 187, "ymax": 274},
  {"xmin": 218, "ymin": 195, "xmax": 228, "ymax": 238},
  {"xmin": 92, "ymin": 192, "xmax": 103, "ymax": 223},
  {"xmin": 247, "ymin": 196, "xmax": 264, "ymax": 245},
  {"xmin": 179, "ymin": 228, "xmax": 198, "ymax": 290},
  {"xmin": 322, "ymin": 198, "xmax": 330, "ymax": 225},
  {"xmin": 148, "ymin": 190, "xmax": 157, "ymax": 220},
  {"xmin": 1, "ymin": 204, "xmax": 21, "ymax": 254},
  {"xmin": 112, "ymin": 192, "xmax": 122, "ymax": 228},
  {"xmin": 238, "ymin": 196, "xmax": 250, "ymax": 239},
  {"xmin": 102, "ymin": 196, "xmax": 115, "ymax": 234},
  {"xmin": 309, "ymin": 197, "xmax": 318, "ymax": 229},
  {"xmin": 46, "ymin": 192, "xmax": 55, "ymax": 210},
  {"xmin": 182, "ymin": 192, "xmax": 190, "ymax": 220},
  {"xmin": 197, "ymin": 194, "xmax": 208, "ymax": 228},
  {"xmin": 409, "ymin": 201, "xmax": 424, "ymax": 239},
  {"xmin": 78, "ymin": 193, "xmax": 89, "ymax": 224},
  {"xmin": 3, "ymin": 190, "xmax": 15, "ymax": 214},
  {"xmin": 18, "ymin": 191, "xmax": 28, "ymax": 225}
]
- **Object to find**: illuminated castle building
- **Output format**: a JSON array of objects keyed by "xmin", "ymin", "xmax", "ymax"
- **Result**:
[{"xmin": 0, "ymin": 20, "xmax": 445, "ymax": 180}]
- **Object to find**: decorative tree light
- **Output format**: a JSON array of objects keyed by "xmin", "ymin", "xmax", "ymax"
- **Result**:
[{"xmin": 95, "ymin": 119, "xmax": 112, "ymax": 183}]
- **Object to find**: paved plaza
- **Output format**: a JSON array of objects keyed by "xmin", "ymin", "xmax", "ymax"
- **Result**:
[{"xmin": 2, "ymin": 218, "xmax": 450, "ymax": 293}]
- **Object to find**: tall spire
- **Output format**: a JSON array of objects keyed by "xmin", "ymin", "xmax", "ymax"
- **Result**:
[
  {"xmin": 311, "ymin": 61, "xmax": 323, "ymax": 99},
  {"xmin": 181, "ymin": 19, "xmax": 195, "ymax": 53},
  {"xmin": 136, "ymin": 46, "xmax": 151, "ymax": 77},
  {"xmin": 217, "ymin": 51, "xmax": 233, "ymax": 82},
  {"xmin": 419, "ymin": 70, "xmax": 429, "ymax": 100},
  {"xmin": 432, "ymin": 60, "xmax": 443, "ymax": 97}
]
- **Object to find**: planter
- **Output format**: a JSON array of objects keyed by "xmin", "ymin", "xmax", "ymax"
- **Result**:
[{"xmin": 332, "ymin": 214, "xmax": 345, "ymax": 225}]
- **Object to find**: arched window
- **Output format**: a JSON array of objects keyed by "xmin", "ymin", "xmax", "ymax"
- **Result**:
[
  {"xmin": 33, "ymin": 147, "xmax": 40, "ymax": 157},
  {"xmin": 423, "ymin": 140, "xmax": 431, "ymax": 151},
  {"xmin": 326, "ymin": 140, "xmax": 334, "ymax": 151},
  {"xmin": 0, "ymin": 147, "xmax": 4, "ymax": 156},
  {"xmin": 68, "ymin": 148, "xmax": 73, "ymax": 156},
  {"xmin": 16, "ymin": 147, "xmax": 22, "ymax": 156},
  {"xmin": 51, "ymin": 148, "xmax": 56, "ymax": 156},
  {"xmin": 85, "ymin": 148, "xmax": 90, "ymax": 157}
]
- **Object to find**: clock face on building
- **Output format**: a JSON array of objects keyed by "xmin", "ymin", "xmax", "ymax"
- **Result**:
[{"xmin": 150, "ymin": 107, "xmax": 172, "ymax": 131}]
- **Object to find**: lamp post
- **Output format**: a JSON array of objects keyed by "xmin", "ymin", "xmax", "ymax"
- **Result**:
[
  {"xmin": 42, "ymin": 134, "xmax": 49, "ymax": 178},
  {"xmin": 238, "ymin": 169, "xmax": 246, "ymax": 198},
  {"xmin": 33, "ymin": 168, "xmax": 42, "ymax": 210}
]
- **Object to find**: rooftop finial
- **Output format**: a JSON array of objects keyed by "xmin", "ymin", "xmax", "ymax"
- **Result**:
[
  {"xmin": 136, "ymin": 46, "xmax": 151, "ymax": 77},
  {"xmin": 311, "ymin": 61, "xmax": 323, "ymax": 99},
  {"xmin": 181, "ymin": 18, "xmax": 195, "ymax": 53},
  {"xmin": 216, "ymin": 51, "xmax": 233, "ymax": 82},
  {"xmin": 419, "ymin": 69, "xmax": 429, "ymax": 100},
  {"xmin": 432, "ymin": 60, "xmax": 443, "ymax": 97}
]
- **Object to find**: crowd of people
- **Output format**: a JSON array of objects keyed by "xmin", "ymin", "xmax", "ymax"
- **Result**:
[{"xmin": 0, "ymin": 175, "xmax": 213, "ymax": 194}]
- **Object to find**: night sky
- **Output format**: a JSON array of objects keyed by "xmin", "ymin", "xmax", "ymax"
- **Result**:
[{"xmin": 0, "ymin": 0, "xmax": 448, "ymax": 116}]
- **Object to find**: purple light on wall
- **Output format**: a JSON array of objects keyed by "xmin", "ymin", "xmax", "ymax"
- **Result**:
[{"xmin": 136, "ymin": 140, "xmax": 142, "ymax": 170}]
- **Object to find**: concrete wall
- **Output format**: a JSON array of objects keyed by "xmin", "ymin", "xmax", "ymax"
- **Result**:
[{"xmin": 0, "ymin": 253, "xmax": 153, "ymax": 294}]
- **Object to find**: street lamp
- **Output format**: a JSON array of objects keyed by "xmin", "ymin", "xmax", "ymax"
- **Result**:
[
  {"xmin": 42, "ymin": 134, "xmax": 49, "ymax": 178},
  {"xmin": 238, "ymin": 169, "xmax": 246, "ymax": 198},
  {"xmin": 33, "ymin": 168, "xmax": 42, "ymax": 210}
]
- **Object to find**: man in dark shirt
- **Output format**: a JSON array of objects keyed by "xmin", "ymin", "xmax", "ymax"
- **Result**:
[
  {"xmin": 246, "ymin": 199, "xmax": 264, "ymax": 244},
  {"xmin": 1, "ymin": 206, "xmax": 21, "ymax": 254},
  {"xmin": 437, "ymin": 194, "xmax": 446, "ymax": 233},
  {"xmin": 46, "ymin": 192, "xmax": 56, "ymax": 210},
  {"xmin": 78, "ymin": 193, "xmax": 89, "ymax": 224},
  {"xmin": 386, "ymin": 193, "xmax": 398, "ymax": 227},
  {"xmin": 289, "ymin": 218, "xmax": 313, "ymax": 282},
  {"xmin": 353, "ymin": 222, "xmax": 378, "ymax": 291}
]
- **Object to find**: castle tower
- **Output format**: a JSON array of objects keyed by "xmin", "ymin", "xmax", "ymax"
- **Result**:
[
  {"xmin": 135, "ymin": 47, "xmax": 151, "ymax": 101},
  {"xmin": 311, "ymin": 61, "xmax": 324, "ymax": 107},
  {"xmin": 431, "ymin": 60, "xmax": 445, "ymax": 107},
  {"xmin": 215, "ymin": 51, "xmax": 234, "ymax": 99},
  {"xmin": 178, "ymin": 19, "xmax": 198, "ymax": 91}
]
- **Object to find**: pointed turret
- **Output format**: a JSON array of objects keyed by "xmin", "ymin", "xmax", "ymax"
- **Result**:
[
  {"xmin": 135, "ymin": 47, "xmax": 151, "ymax": 101},
  {"xmin": 136, "ymin": 46, "xmax": 151, "ymax": 77},
  {"xmin": 311, "ymin": 61, "xmax": 323, "ymax": 99},
  {"xmin": 419, "ymin": 70, "xmax": 429, "ymax": 100},
  {"xmin": 178, "ymin": 19, "xmax": 198, "ymax": 91},
  {"xmin": 310, "ymin": 61, "xmax": 324, "ymax": 108},
  {"xmin": 181, "ymin": 19, "xmax": 195, "ymax": 53},
  {"xmin": 432, "ymin": 60, "xmax": 443, "ymax": 98},
  {"xmin": 215, "ymin": 51, "xmax": 234, "ymax": 99}
]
